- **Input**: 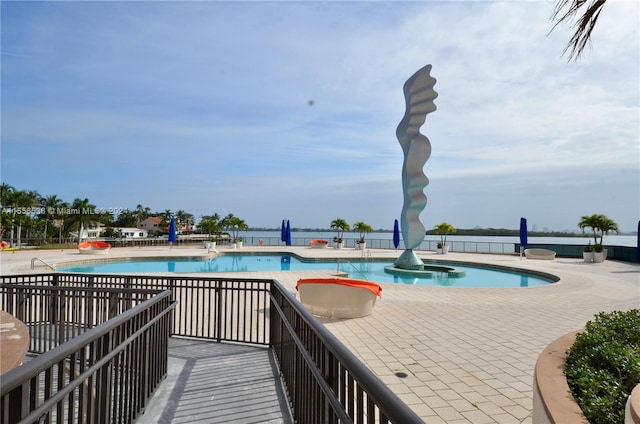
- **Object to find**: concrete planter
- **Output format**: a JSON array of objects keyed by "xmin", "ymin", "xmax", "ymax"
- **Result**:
[
  {"xmin": 626, "ymin": 384, "xmax": 640, "ymax": 424},
  {"xmin": 582, "ymin": 252, "xmax": 593, "ymax": 262},
  {"xmin": 533, "ymin": 330, "xmax": 640, "ymax": 424},
  {"xmin": 533, "ymin": 331, "xmax": 588, "ymax": 424},
  {"xmin": 593, "ymin": 249, "xmax": 607, "ymax": 263}
]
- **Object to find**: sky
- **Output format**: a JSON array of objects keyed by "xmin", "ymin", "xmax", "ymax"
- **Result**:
[{"xmin": 2, "ymin": 1, "xmax": 639, "ymax": 233}]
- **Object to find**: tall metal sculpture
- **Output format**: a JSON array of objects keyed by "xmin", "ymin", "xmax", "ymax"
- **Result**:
[{"xmin": 395, "ymin": 65, "xmax": 438, "ymax": 269}]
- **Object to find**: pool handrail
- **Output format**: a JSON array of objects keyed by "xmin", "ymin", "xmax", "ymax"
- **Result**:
[{"xmin": 336, "ymin": 258, "xmax": 370, "ymax": 280}]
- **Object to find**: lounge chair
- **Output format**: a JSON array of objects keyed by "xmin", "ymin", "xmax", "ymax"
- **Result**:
[{"xmin": 296, "ymin": 278, "xmax": 382, "ymax": 318}]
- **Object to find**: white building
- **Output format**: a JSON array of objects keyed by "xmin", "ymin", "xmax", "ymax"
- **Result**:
[{"xmin": 113, "ymin": 228, "xmax": 149, "ymax": 239}]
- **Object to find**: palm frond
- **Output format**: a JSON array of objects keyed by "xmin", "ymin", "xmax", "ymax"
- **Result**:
[{"xmin": 550, "ymin": 0, "xmax": 607, "ymax": 61}]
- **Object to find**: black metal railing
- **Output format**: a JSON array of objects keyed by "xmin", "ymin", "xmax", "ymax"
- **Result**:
[
  {"xmin": 1, "ymin": 274, "xmax": 423, "ymax": 424},
  {"xmin": 22, "ymin": 273, "xmax": 272, "ymax": 345},
  {"xmin": 270, "ymin": 285, "xmax": 424, "ymax": 424},
  {"xmin": 0, "ymin": 281, "xmax": 175, "ymax": 424}
]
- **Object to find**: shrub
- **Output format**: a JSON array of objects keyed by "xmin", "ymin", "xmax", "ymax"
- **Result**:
[{"xmin": 564, "ymin": 309, "xmax": 640, "ymax": 424}]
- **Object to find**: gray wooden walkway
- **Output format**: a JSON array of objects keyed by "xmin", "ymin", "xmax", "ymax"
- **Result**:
[{"xmin": 136, "ymin": 337, "xmax": 294, "ymax": 424}]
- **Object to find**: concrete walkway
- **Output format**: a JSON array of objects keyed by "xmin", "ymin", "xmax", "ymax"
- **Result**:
[{"xmin": 2, "ymin": 245, "xmax": 639, "ymax": 423}]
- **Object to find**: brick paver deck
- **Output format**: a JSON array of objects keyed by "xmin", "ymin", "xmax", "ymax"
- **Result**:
[{"xmin": 3, "ymin": 245, "xmax": 638, "ymax": 423}]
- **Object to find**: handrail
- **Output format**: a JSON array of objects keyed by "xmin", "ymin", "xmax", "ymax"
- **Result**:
[
  {"xmin": 7, "ymin": 297, "xmax": 175, "ymax": 423},
  {"xmin": 269, "ymin": 296, "xmax": 352, "ymax": 422},
  {"xmin": 1, "ymin": 285, "xmax": 174, "ymax": 424},
  {"xmin": 270, "ymin": 280, "xmax": 424, "ymax": 423},
  {"xmin": 336, "ymin": 258, "xmax": 369, "ymax": 280},
  {"xmin": 0, "ymin": 288, "xmax": 172, "ymax": 393},
  {"xmin": 30, "ymin": 256, "xmax": 56, "ymax": 270},
  {"xmin": 2, "ymin": 273, "xmax": 423, "ymax": 423}
]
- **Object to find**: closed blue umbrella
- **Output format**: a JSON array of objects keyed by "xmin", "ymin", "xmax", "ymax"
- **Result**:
[
  {"xmin": 519, "ymin": 217, "xmax": 528, "ymax": 258},
  {"xmin": 281, "ymin": 220, "xmax": 286, "ymax": 243},
  {"xmin": 519, "ymin": 217, "xmax": 528, "ymax": 247},
  {"xmin": 393, "ymin": 219, "xmax": 400, "ymax": 249},
  {"xmin": 285, "ymin": 220, "xmax": 291, "ymax": 246},
  {"xmin": 168, "ymin": 218, "xmax": 177, "ymax": 247}
]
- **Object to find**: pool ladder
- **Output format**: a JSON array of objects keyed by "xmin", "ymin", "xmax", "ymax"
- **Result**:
[
  {"xmin": 336, "ymin": 259, "xmax": 368, "ymax": 280},
  {"xmin": 31, "ymin": 257, "xmax": 56, "ymax": 270}
]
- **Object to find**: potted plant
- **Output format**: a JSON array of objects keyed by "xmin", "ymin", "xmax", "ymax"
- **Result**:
[
  {"xmin": 198, "ymin": 214, "xmax": 221, "ymax": 250},
  {"xmin": 352, "ymin": 221, "xmax": 373, "ymax": 250},
  {"xmin": 330, "ymin": 218, "xmax": 350, "ymax": 249},
  {"xmin": 592, "ymin": 243, "xmax": 606, "ymax": 263},
  {"xmin": 578, "ymin": 214, "xmax": 619, "ymax": 263},
  {"xmin": 222, "ymin": 215, "xmax": 248, "ymax": 249},
  {"xmin": 582, "ymin": 243, "xmax": 593, "ymax": 263},
  {"xmin": 433, "ymin": 222, "xmax": 456, "ymax": 254}
]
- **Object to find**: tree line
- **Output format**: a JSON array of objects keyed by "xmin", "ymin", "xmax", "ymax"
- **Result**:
[{"xmin": 0, "ymin": 183, "xmax": 246, "ymax": 247}]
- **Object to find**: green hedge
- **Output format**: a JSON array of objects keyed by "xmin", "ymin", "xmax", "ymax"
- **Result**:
[{"xmin": 564, "ymin": 309, "xmax": 640, "ymax": 424}]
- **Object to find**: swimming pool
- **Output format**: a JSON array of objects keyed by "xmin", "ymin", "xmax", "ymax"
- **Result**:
[{"xmin": 58, "ymin": 254, "xmax": 553, "ymax": 288}]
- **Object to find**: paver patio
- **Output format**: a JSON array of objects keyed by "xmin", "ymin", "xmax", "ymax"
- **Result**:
[{"xmin": 2, "ymin": 245, "xmax": 638, "ymax": 423}]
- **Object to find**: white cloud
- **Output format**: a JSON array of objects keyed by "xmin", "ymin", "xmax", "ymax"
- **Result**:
[{"xmin": 2, "ymin": 1, "xmax": 638, "ymax": 232}]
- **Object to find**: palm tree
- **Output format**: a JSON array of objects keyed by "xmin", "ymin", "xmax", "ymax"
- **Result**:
[
  {"xmin": 55, "ymin": 201, "xmax": 70, "ymax": 244},
  {"xmin": 0, "ymin": 207, "xmax": 10, "ymax": 242},
  {"xmin": 175, "ymin": 210, "xmax": 194, "ymax": 233},
  {"xmin": 551, "ymin": 0, "xmax": 607, "ymax": 61},
  {"xmin": 135, "ymin": 204, "xmax": 151, "ymax": 226},
  {"xmin": 1, "ymin": 184, "xmax": 15, "ymax": 244},
  {"xmin": 578, "ymin": 214, "xmax": 619, "ymax": 249},
  {"xmin": 13, "ymin": 190, "xmax": 39, "ymax": 248},
  {"xmin": 40, "ymin": 194, "xmax": 63, "ymax": 243},
  {"xmin": 330, "ymin": 218, "xmax": 350, "ymax": 243},
  {"xmin": 199, "ymin": 213, "xmax": 221, "ymax": 238},
  {"xmin": 115, "ymin": 209, "xmax": 137, "ymax": 227},
  {"xmin": 65, "ymin": 198, "xmax": 100, "ymax": 243},
  {"xmin": 0, "ymin": 183, "xmax": 14, "ymax": 209},
  {"xmin": 433, "ymin": 222, "xmax": 457, "ymax": 248},
  {"xmin": 223, "ymin": 216, "xmax": 248, "ymax": 242},
  {"xmin": 352, "ymin": 221, "xmax": 373, "ymax": 243},
  {"xmin": 159, "ymin": 210, "xmax": 173, "ymax": 228}
]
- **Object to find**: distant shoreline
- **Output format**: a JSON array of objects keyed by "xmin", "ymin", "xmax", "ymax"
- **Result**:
[{"xmin": 249, "ymin": 228, "xmax": 638, "ymax": 237}]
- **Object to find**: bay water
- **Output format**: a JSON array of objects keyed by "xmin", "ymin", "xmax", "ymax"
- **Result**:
[{"xmin": 242, "ymin": 231, "xmax": 637, "ymax": 247}]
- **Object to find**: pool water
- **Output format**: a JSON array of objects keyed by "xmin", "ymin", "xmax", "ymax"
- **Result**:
[{"xmin": 58, "ymin": 254, "xmax": 552, "ymax": 288}]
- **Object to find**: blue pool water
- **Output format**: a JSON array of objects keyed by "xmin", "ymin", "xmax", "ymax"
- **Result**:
[{"xmin": 58, "ymin": 254, "xmax": 553, "ymax": 288}]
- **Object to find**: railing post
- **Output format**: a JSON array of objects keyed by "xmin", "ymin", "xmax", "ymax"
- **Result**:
[
  {"xmin": 108, "ymin": 290, "xmax": 119, "ymax": 320},
  {"xmin": 6, "ymin": 383, "xmax": 28, "ymax": 424},
  {"xmin": 215, "ymin": 285, "xmax": 222, "ymax": 342},
  {"xmin": 49, "ymin": 274, "xmax": 59, "ymax": 326},
  {"xmin": 96, "ymin": 333, "xmax": 113, "ymax": 424},
  {"xmin": 15, "ymin": 287, "xmax": 25, "ymax": 322}
]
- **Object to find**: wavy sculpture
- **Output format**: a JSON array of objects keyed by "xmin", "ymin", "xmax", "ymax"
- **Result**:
[{"xmin": 397, "ymin": 64, "xmax": 438, "ymax": 251}]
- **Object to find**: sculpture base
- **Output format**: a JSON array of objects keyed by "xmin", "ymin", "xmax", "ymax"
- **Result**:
[
  {"xmin": 394, "ymin": 249, "xmax": 424, "ymax": 270},
  {"xmin": 384, "ymin": 265, "xmax": 465, "ymax": 278},
  {"xmin": 390, "ymin": 249, "xmax": 465, "ymax": 277}
]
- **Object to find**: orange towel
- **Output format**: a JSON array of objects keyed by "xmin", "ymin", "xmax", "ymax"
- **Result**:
[{"xmin": 296, "ymin": 278, "xmax": 382, "ymax": 297}]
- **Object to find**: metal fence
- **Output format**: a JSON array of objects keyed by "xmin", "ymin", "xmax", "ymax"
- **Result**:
[
  {"xmin": 6, "ymin": 236, "xmax": 638, "ymax": 263},
  {"xmin": 0, "ymin": 281, "xmax": 175, "ymax": 424},
  {"xmin": 270, "ymin": 285, "xmax": 424, "ymax": 424},
  {"xmin": 1, "ymin": 274, "xmax": 423, "ymax": 424}
]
